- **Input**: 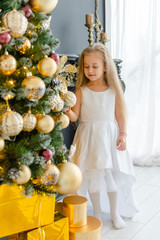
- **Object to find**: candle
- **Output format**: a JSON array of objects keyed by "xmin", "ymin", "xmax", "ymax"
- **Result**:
[
  {"xmin": 86, "ymin": 14, "xmax": 93, "ymax": 25},
  {"xmin": 100, "ymin": 32, "xmax": 107, "ymax": 40}
]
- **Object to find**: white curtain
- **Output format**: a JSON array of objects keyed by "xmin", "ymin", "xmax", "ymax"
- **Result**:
[{"xmin": 105, "ymin": 0, "xmax": 160, "ymax": 166}]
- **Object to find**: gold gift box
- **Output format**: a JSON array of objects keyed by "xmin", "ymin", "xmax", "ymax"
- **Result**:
[
  {"xmin": 8, "ymin": 213, "xmax": 69, "ymax": 240},
  {"xmin": 69, "ymin": 216, "xmax": 102, "ymax": 240},
  {"xmin": 27, "ymin": 215, "xmax": 69, "ymax": 240},
  {"xmin": 63, "ymin": 196, "xmax": 88, "ymax": 228},
  {"xmin": 0, "ymin": 184, "xmax": 55, "ymax": 238}
]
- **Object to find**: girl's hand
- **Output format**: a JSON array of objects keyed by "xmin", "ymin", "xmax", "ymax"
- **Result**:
[
  {"xmin": 64, "ymin": 107, "xmax": 71, "ymax": 113},
  {"xmin": 116, "ymin": 136, "xmax": 126, "ymax": 151}
]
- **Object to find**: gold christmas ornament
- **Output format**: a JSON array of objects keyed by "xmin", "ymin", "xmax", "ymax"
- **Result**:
[
  {"xmin": 22, "ymin": 112, "xmax": 37, "ymax": 132},
  {"xmin": 1, "ymin": 108, "xmax": 23, "ymax": 137},
  {"xmin": 58, "ymin": 76, "xmax": 68, "ymax": 94},
  {"xmin": 54, "ymin": 160, "xmax": 82, "ymax": 195},
  {"xmin": 0, "ymin": 137, "xmax": 5, "ymax": 151},
  {"xmin": 50, "ymin": 94, "xmax": 61, "ymax": 110},
  {"xmin": 21, "ymin": 75, "xmax": 46, "ymax": 101},
  {"xmin": 50, "ymin": 94, "xmax": 64, "ymax": 112},
  {"xmin": 18, "ymin": 37, "xmax": 31, "ymax": 54},
  {"xmin": 64, "ymin": 91, "xmax": 77, "ymax": 108},
  {"xmin": 41, "ymin": 163, "xmax": 60, "ymax": 186},
  {"xmin": 14, "ymin": 164, "xmax": 31, "ymax": 184},
  {"xmin": 54, "ymin": 99, "xmax": 64, "ymax": 112},
  {"xmin": 59, "ymin": 83, "xmax": 68, "ymax": 94},
  {"xmin": 38, "ymin": 56, "xmax": 57, "ymax": 77},
  {"xmin": 2, "ymin": 9, "xmax": 28, "ymax": 38},
  {"xmin": 0, "ymin": 52, "xmax": 17, "ymax": 75},
  {"xmin": 29, "ymin": 0, "xmax": 58, "ymax": 14},
  {"xmin": 59, "ymin": 114, "xmax": 70, "ymax": 129},
  {"xmin": 36, "ymin": 114, "xmax": 54, "ymax": 133}
]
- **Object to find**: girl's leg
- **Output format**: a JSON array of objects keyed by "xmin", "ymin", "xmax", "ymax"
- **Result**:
[
  {"xmin": 107, "ymin": 192, "xmax": 127, "ymax": 229},
  {"xmin": 88, "ymin": 191, "xmax": 102, "ymax": 221}
]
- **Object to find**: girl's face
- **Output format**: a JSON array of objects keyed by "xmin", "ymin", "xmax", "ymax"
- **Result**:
[{"xmin": 84, "ymin": 52, "xmax": 106, "ymax": 83}]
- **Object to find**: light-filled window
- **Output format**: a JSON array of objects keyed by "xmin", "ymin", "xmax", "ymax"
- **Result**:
[{"xmin": 105, "ymin": 0, "xmax": 160, "ymax": 166}]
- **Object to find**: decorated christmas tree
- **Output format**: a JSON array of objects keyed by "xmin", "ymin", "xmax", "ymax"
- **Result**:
[{"xmin": 0, "ymin": 0, "xmax": 79, "ymax": 196}]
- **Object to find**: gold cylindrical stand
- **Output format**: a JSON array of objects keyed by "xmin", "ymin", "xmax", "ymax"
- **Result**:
[
  {"xmin": 69, "ymin": 216, "xmax": 102, "ymax": 240},
  {"xmin": 63, "ymin": 196, "xmax": 88, "ymax": 228}
]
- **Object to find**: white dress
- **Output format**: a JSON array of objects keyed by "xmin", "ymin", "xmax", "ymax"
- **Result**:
[{"xmin": 72, "ymin": 86, "xmax": 138, "ymax": 218}]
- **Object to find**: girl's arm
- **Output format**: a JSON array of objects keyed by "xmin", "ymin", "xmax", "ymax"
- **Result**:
[
  {"xmin": 115, "ymin": 97, "xmax": 127, "ymax": 151},
  {"xmin": 65, "ymin": 88, "xmax": 82, "ymax": 122}
]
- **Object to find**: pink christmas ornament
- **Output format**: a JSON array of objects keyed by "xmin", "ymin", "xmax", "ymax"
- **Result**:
[
  {"xmin": 0, "ymin": 32, "xmax": 11, "ymax": 45},
  {"xmin": 50, "ymin": 53, "xmax": 59, "ymax": 64},
  {"xmin": 40, "ymin": 148, "xmax": 53, "ymax": 161},
  {"xmin": 22, "ymin": 5, "xmax": 33, "ymax": 18}
]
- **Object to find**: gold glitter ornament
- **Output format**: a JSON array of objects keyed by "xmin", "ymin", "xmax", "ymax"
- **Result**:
[
  {"xmin": 21, "ymin": 75, "xmax": 46, "ymax": 101},
  {"xmin": 14, "ymin": 164, "xmax": 31, "ymax": 184},
  {"xmin": 1, "ymin": 108, "xmax": 23, "ymax": 137},
  {"xmin": 58, "ymin": 113, "xmax": 70, "ymax": 129},
  {"xmin": 36, "ymin": 114, "xmax": 54, "ymax": 133},
  {"xmin": 38, "ymin": 56, "xmax": 57, "ymax": 77},
  {"xmin": 2, "ymin": 9, "xmax": 28, "ymax": 38},
  {"xmin": 54, "ymin": 99, "xmax": 64, "ymax": 112},
  {"xmin": 64, "ymin": 91, "xmax": 77, "ymax": 108},
  {"xmin": 50, "ymin": 94, "xmax": 64, "ymax": 112},
  {"xmin": 58, "ymin": 76, "xmax": 68, "ymax": 94},
  {"xmin": 22, "ymin": 112, "xmax": 37, "ymax": 132},
  {"xmin": 0, "ymin": 137, "xmax": 5, "ymax": 151},
  {"xmin": 18, "ymin": 37, "xmax": 31, "ymax": 54},
  {"xmin": 29, "ymin": 0, "xmax": 58, "ymax": 14},
  {"xmin": 0, "ymin": 51, "xmax": 17, "ymax": 75},
  {"xmin": 41, "ymin": 163, "xmax": 60, "ymax": 186}
]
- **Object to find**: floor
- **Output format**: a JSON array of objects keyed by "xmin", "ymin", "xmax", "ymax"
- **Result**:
[{"xmin": 99, "ymin": 165, "xmax": 160, "ymax": 240}]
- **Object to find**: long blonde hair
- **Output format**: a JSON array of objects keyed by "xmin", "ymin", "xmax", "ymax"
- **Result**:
[{"xmin": 76, "ymin": 43, "xmax": 126, "ymax": 115}]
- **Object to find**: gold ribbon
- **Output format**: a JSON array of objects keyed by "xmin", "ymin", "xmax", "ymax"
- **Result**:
[{"xmin": 34, "ymin": 195, "xmax": 46, "ymax": 240}]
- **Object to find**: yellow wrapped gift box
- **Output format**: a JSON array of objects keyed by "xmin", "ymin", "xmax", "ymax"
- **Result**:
[
  {"xmin": 0, "ymin": 184, "xmax": 55, "ymax": 238},
  {"xmin": 27, "ymin": 213, "xmax": 69, "ymax": 240},
  {"xmin": 8, "ymin": 213, "xmax": 69, "ymax": 240}
]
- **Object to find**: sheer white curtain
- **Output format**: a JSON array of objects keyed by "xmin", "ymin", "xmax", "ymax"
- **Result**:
[{"xmin": 105, "ymin": 0, "xmax": 160, "ymax": 166}]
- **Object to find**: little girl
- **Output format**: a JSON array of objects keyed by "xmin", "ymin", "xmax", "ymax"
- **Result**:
[{"xmin": 65, "ymin": 43, "xmax": 138, "ymax": 229}]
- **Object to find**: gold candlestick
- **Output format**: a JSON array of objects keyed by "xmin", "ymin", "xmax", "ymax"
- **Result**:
[
  {"xmin": 85, "ymin": 23, "xmax": 95, "ymax": 45},
  {"xmin": 100, "ymin": 32, "xmax": 109, "ymax": 45},
  {"xmin": 94, "ymin": 0, "xmax": 103, "ymax": 42}
]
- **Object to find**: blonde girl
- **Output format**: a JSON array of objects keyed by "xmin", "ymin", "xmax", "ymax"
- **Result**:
[{"xmin": 65, "ymin": 43, "xmax": 138, "ymax": 229}]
